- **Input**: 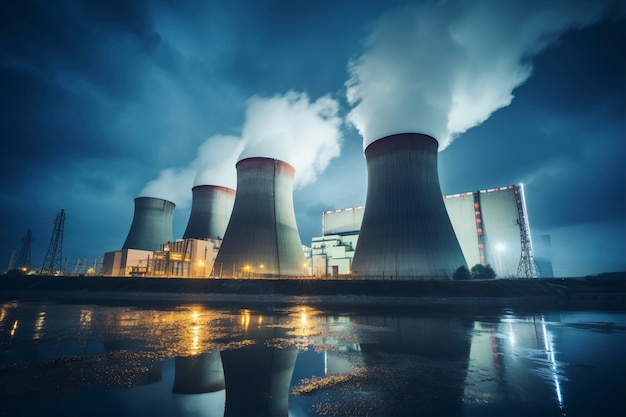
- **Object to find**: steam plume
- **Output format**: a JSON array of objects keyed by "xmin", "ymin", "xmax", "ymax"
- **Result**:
[
  {"xmin": 139, "ymin": 135, "xmax": 244, "ymax": 208},
  {"xmin": 239, "ymin": 91, "xmax": 343, "ymax": 188},
  {"xmin": 139, "ymin": 91, "xmax": 342, "ymax": 206},
  {"xmin": 346, "ymin": 0, "xmax": 621, "ymax": 150}
]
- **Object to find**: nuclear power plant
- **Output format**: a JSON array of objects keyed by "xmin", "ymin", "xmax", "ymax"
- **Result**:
[
  {"xmin": 214, "ymin": 157, "xmax": 307, "ymax": 277},
  {"xmin": 312, "ymin": 183, "xmax": 542, "ymax": 279},
  {"xmin": 102, "ymin": 188, "xmax": 227, "ymax": 278},
  {"xmin": 351, "ymin": 133, "xmax": 466, "ymax": 279},
  {"xmin": 99, "ymin": 132, "xmax": 542, "ymax": 280}
]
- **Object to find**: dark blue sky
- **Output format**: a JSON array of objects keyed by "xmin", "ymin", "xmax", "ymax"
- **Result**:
[{"xmin": 1, "ymin": 0, "xmax": 624, "ymax": 276}]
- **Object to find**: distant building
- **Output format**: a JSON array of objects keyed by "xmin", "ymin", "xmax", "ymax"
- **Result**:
[
  {"xmin": 443, "ymin": 185, "xmax": 536, "ymax": 278},
  {"xmin": 101, "ymin": 248, "xmax": 153, "ymax": 277},
  {"xmin": 311, "ymin": 235, "xmax": 358, "ymax": 277},
  {"xmin": 101, "ymin": 238, "xmax": 220, "ymax": 278},
  {"xmin": 312, "ymin": 184, "xmax": 543, "ymax": 279}
]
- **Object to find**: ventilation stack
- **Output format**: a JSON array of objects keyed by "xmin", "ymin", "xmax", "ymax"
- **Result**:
[
  {"xmin": 183, "ymin": 185, "xmax": 235, "ymax": 240},
  {"xmin": 122, "ymin": 197, "xmax": 175, "ymax": 251},
  {"xmin": 214, "ymin": 157, "xmax": 306, "ymax": 277},
  {"xmin": 351, "ymin": 133, "xmax": 466, "ymax": 279}
]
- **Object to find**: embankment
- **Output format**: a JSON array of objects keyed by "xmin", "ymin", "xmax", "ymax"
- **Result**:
[{"xmin": 1, "ymin": 274, "xmax": 624, "ymax": 311}]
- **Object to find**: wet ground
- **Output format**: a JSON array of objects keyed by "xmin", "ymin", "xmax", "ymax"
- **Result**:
[{"xmin": 0, "ymin": 298, "xmax": 624, "ymax": 416}]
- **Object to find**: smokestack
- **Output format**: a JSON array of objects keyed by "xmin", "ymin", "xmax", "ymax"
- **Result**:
[
  {"xmin": 351, "ymin": 133, "xmax": 466, "ymax": 279},
  {"xmin": 214, "ymin": 157, "xmax": 306, "ymax": 277},
  {"xmin": 183, "ymin": 185, "xmax": 235, "ymax": 240},
  {"xmin": 122, "ymin": 197, "xmax": 175, "ymax": 251}
]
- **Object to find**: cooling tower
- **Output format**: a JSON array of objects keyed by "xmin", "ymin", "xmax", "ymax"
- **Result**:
[
  {"xmin": 122, "ymin": 197, "xmax": 175, "ymax": 251},
  {"xmin": 351, "ymin": 133, "xmax": 466, "ymax": 279},
  {"xmin": 182, "ymin": 185, "xmax": 235, "ymax": 239},
  {"xmin": 214, "ymin": 157, "xmax": 306, "ymax": 277}
]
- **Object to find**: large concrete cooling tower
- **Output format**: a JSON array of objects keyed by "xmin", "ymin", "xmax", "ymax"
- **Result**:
[
  {"xmin": 122, "ymin": 197, "xmax": 175, "ymax": 251},
  {"xmin": 351, "ymin": 133, "xmax": 466, "ymax": 279},
  {"xmin": 183, "ymin": 185, "xmax": 235, "ymax": 239},
  {"xmin": 214, "ymin": 157, "xmax": 306, "ymax": 277}
]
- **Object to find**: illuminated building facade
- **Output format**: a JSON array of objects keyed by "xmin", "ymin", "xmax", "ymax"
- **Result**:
[
  {"xmin": 443, "ymin": 184, "xmax": 538, "ymax": 278},
  {"xmin": 101, "ymin": 238, "xmax": 220, "ymax": 278},
  {"xmin": 312, "ymin": 184, "xmax": 540, "ymax": 279}
]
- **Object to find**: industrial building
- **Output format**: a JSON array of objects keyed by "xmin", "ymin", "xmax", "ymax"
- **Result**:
[
  {"xmin": 104, "ymin": 186, "xmax": 228, "ymax": 278},
  {"xmin": 311, "ymin": 183, "xmax": 541, "ymax": 279},
  {"xmin": 443, "ymin": 184, "xmax": 539, "ymax": 278},
  {"xmin": 351, "ymin": 133, "xmax": 466, "ymax": 279},
  {"xmin": 311, "ymin": 234, "xmax": 358, "ymax": 278},
  {"xmin": 214, "ymin": 157, "xmax": 308, "ymax": 277},
  {"xmin": 103, "ymin": 159, "xmax": 311, "ymax": 278},
  {"xmin": 104, "ymin": 133, "xmax": 539, "ymax": 280},
  {"xmin": 102, "ymin": 238, "xmax": 220, "ymax": 278}
]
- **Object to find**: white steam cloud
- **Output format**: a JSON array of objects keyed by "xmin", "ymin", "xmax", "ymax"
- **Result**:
[
  {"xmin": 139, "ymin": 134, "xmax": 244, "ymax": 207},
  {"xmin": 346, "ymin": 0, "xmax": 621, "ymax": 150},
  {"xmin": 239, "ymin": 91, "xmax": 343, "ymax": 188},
  {"xmin": 139, "ymin": 91, "xmax": 342, "ymax": 206}
]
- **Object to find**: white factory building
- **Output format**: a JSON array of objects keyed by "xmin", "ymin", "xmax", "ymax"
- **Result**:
[
  {"xmin": 102, "ymin": 238, "xmax": 221, "ymax": 278},
  {"xmin": 311, "ymin": 184, "xmax": 544, "ymax": 279}
]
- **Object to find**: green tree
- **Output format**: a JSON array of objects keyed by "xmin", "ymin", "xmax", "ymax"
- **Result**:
[
  {"xmin": 453, "ymin": 265, "xmax": 471, "ymax": 280},
  {"xmin": 471, "ymin": 264, "xmax": 496, "ymax": 280}
]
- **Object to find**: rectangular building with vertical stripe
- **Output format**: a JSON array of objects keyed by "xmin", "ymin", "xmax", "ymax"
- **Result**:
[{"xmin": 315, "ymin": 184, "xmax": 538, "ymax": 278}]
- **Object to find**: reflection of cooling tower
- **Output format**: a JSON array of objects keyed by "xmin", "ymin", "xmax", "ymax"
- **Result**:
[
  {"xmin": 354, "ymin": 316, "xmax": 473, "ymax": 416},
  {"xmin": 172, "ymin": 352, "xmax": 225, "ymax": 394},
  {"xmin": 122, "ymin": 197, "xmax": 175, "ymax": 251},
  {"xmin": 214, "ymin": 157, "xmax": 306, "ymax": 276},
  {"xmin": 352, "ymin": 133, "xmax": 466, "ymax": 279},
  {"xmin": 183, "ymin": 185, "xmax": 235, "ymax": 240},
  {"xmin": 221, "ymin": 345, "xmax": 298, "ymax": 417}
]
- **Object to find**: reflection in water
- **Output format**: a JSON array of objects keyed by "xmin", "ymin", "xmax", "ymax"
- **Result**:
[
  {"xmin": 172, "ymin": 352, "xmax": 225, "ymax": 394},
  {"xmin": 540, "ymin": 316, "xmax": 564, "ymax": 410},
  {"xmin": 338, "ymin": 316, "xmax": 474, "ymax": 416},
  {"xmin": 32, "ymin": 310, "xmax": 46, "ymax": 340},
  {"xmin": 80, "ymin": 308, "xmax": 92, "ymax": 328},
  {"xmin": 463, "ymin": 315, "xmax": 567, "ymax": 416},
  {"xmin": 0, "ymin": 300, "xmax": 624, "ymax": 416},
  {"xmin": 223, "ymin": 344, "xmax": 298, "ymax": 417}
]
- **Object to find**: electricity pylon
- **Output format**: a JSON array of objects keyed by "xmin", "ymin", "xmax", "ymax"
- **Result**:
[{"xmin": 40, "ymin": 209, "xmax": 66, "ymax": 275}]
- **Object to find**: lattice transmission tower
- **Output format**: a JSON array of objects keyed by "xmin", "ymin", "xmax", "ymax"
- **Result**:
[
  {"xmin": 15, "ymin": 229, "xmax": 32, "ymax": 270},
  {"xmin": 40, "ymin": 209, "xmax": 66, "ymax": 275},
  {"xmin": 516, "ymin": 218, "xmax": 540, "ymax": 278}
]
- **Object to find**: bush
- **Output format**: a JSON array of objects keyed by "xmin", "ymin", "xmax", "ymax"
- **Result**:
[
  {"xmin": 453, "ymin": 265, "xmax": 471, "ymax": 280},
  {"xmin": 471, "ymin": 264, "xmax": 496, "ymax": 280}
]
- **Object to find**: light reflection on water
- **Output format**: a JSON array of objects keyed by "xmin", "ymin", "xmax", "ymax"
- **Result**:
[{"xmin": 0, "ymin": 300, "xmax": 624, "ymax": 417}]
